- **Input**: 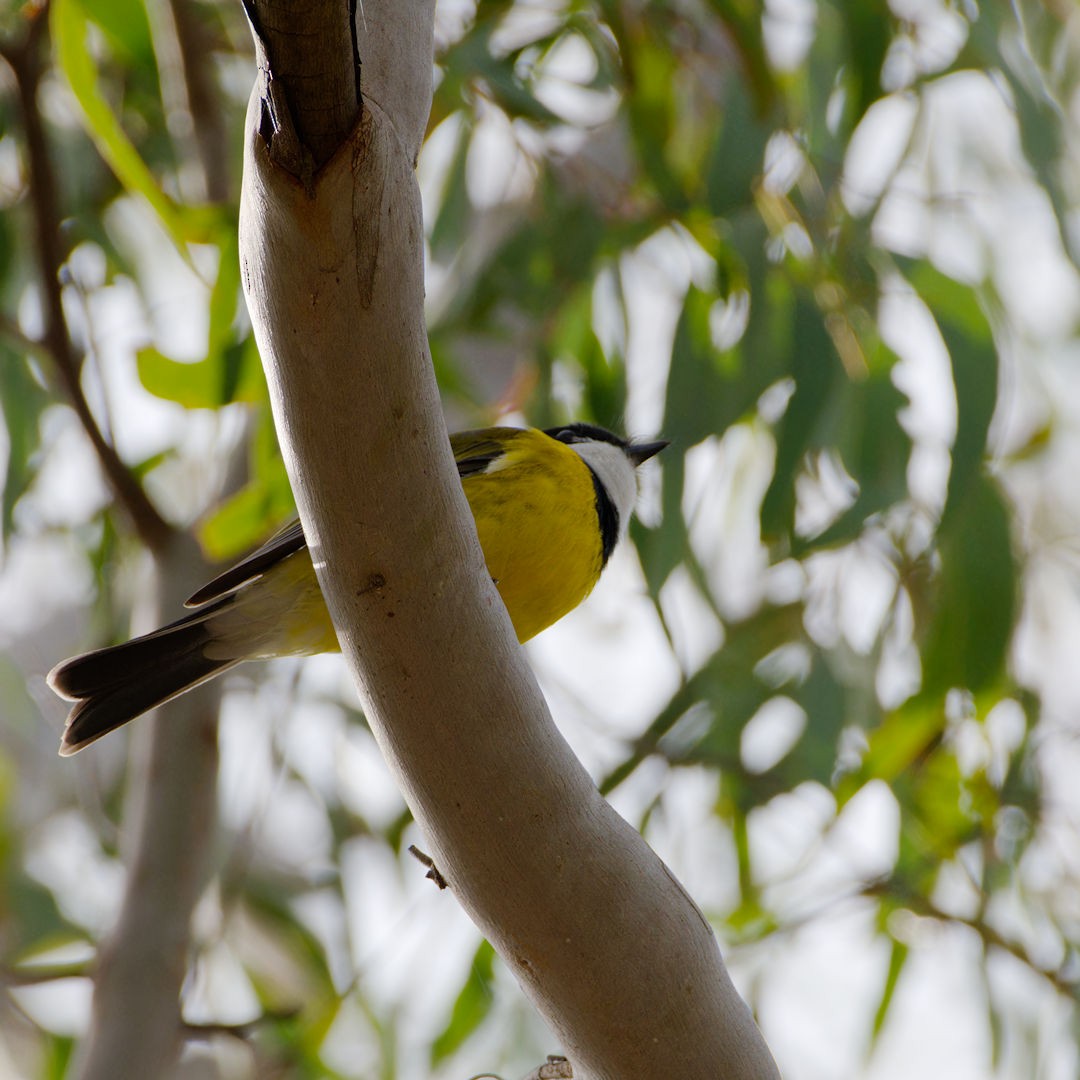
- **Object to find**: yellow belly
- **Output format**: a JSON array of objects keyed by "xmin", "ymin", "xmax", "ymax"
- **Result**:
[
  {"xmin": 223, "ymin": 430, "xmax": 605, "ymax": 655},
  {"xmin": 464, "ymin": 430, "xmax": 605, "ymax": 642}
]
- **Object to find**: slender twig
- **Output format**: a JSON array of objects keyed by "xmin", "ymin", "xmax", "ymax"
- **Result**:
[
  {"xmin": 862, "ymin": 879, "xmax": 1080, "ymax": 1000},
  {"xmin": 182, "ymin": 1005, "xmax": 301, "ymax": 1042},
  {"xmin": 1, "ymin": 13, "xmax": 171, "ymax": 553},
  {"xmin": 408, "ymin": 843, "xmax": 448, "ymax": 889},
  {"xmin": 170, "ymin": 0, "xmax": 231, "ymax": 203},
  {"xmin": 0, "ymin": 959, "xmax": 94, "ymax": 986},
  {"xmin": 519, "ymin": 1058, "xmax": 574, "ymax": 1080},
  {"xmin": 0, "ymin": 311, "xmax": 52, "ymax": 362},
  {"xmin": 152, "ymin": 0, "xmax": 231, "ymax": 204}
]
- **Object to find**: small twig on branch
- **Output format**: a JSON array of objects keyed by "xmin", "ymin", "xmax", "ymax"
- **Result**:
[
  {"xmin": 521, "ymin": 1057, "xmax": 574, "ymax": 1080},
  {"xmin": 408, "ymin": 843, "xmax": 448, "ymax": 890},
  {"xmin": 1, "ymin": 12, "xmax": 171, "ymax": 553}
]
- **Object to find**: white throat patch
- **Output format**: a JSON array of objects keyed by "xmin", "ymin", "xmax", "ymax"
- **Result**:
[{"xmin": 570, "ymin": 439, "xmax": 638, "ymax": 536}]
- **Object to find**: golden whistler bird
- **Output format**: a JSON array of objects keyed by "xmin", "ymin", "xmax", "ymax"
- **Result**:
[{"xmin": 49, "ymin": 423, "xmax": 667, "ymax": 756}]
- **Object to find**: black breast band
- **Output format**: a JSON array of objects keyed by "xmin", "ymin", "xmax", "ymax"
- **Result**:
[{"xmin": 587, "ymin": 467, "xmax": 620, "ymax": 567}]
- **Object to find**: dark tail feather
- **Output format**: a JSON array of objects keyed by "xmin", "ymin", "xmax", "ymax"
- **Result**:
[{"xmin": 49, "ymin": 605, "xmax": 239, "ymax": 756}]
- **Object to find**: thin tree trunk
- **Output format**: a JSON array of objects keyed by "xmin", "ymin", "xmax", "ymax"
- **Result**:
[
  {"xmin": 239, "ymin": 2, "xmax": 779, "ymax": 1077},
  {"xmin": 73, "ymin": 1, "xmax": 233, "ymax": 1070},
  {"xmin": 74, "ymin": 535, "xmax": 221, "ymax": 1080}
]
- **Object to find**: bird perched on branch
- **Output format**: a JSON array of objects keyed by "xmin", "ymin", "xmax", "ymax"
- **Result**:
[{"xmin": 49, "ymin": 423, "xmax": 667, "ymax": 756}]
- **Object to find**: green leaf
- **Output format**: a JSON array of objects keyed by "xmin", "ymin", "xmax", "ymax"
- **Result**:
[
  {"xmin": 906, "ymin": 266, "xmax": 997, "ymax": 528},
  {"xmin": 780, "ymin": 651, "xmax": 851, "ymax": 786},
  {"xmin": 835, "ymin": 0, "xmax": 892, "ymax": 130},
  {"xmin": 483, "ymin": 58, "xmax": 561, "ymax": 125},
  {"xmin": 656, "ymin": 287, "xmax": 717, "ymax": 447},
  {"xmin": 0, "ymin": 199, "xmax": 14, "ymax": 287},
  {"xmin": 622, "ymin": 30, "xmax": 686, "ymax": 209},
  {"xmin": 903, "ymin": 261, "xmax": 993, "ymax": 344},
  {"xmin": 51, "ymin": 0, "xmax": 214, "ymax": 252},
  {"xmin": 664, "ymin": 287, "xmax": 741, "ymax": 448},
  {"xmin": 808, "ymin": 368, "xmax": 912, "ymax": 549},
  {"xmin": 968, "ymin": 6, "xmax": 1074, "ymax": 269},
  {"xmin": 903, "ymin": 270, "xmax": 1012, "ymax": 695},
  {"xmin": 705, "ymin": 72, "xmax": 772, "ymax": 218},
  {"xmin": 870, "ymin": 937, "xmax": 909, "ymax": 1044},
  {"xmin": 541, "ymin": 192, "xmax": 608, "ymax": 293},
  {"xmin": 569, "ymin": 14, "xmax": 622, "ymax": 93},
  {"xmin": 135, "ymin": 339, "xmax": 260, "ymax": 409},
  {"xmin": 207, "ymin": 233, "xmax": 244, "ymax": 366},
  {"xmin": 920, "ymin": 475, "xmax": 1016, "ymax": 696},
  {"xmin": 549, "ymin": 283, "xmax": 627, "ymax": 427},
  {"xmin": 0, "ymin": 349, "xmax": 48, "ymax": 542},
  {"xmin": 239, "ymin": 887, "xmax": 340, "ymax": 1024},
  {"xmin": 938, "ymin": 327, "xmax": 998, "ymax": 526},
  {"xmin": 442, "ymin": 22, "xmax": 561, "ymax": 126},
  {"xmin": 703, "ymin": 0, "xmax": 777, "ymax": 114},
  {"xmin": 428, "ymin": 118, "xmax": 473, "ymax": 258},
  {"xmin": 839, "ymin": 369, "xmax": 911, "ymax": 510},
  {"xmin": 198, "ymin": 469, "xmax": 295, "ymax": 562},
  {"xmin": 909, "ymin": 744, "xmax": 980, "ymax": 859},
  {"xmin": 839, "ymin": 698, "xmax": 943, "ymax": 802},
  {"xmin": 80, "ymin": 0, "xmax": 154, "ymax": 64},
  {"xmin": 41, "ymin": 1035, "xmax": 76, "ymax": 1080},
  {"xmin": 760, "ymin": 296, "xmax": 841, "ymax": 541},
  {"xmin": 136, "ymin": 238, "xmax": 261, "ymax": 408},
  {"xmin": 430, "ymin": 939, "xmax": 495, "ymax": 1064},
  {"xmin": 802, "ymin": 3, "xmax": 847, "ymax": 168},
  {"xmin": 599, "ymin": 604, "xmax": 807, "ymax": 796},
  {"xmin": 630, "ymin": 451, "xmax": 686, "ymax": 602}
]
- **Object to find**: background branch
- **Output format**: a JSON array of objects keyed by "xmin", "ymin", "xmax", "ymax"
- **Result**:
[
  {"xmin": 150, "ymin": 0, "xmax": 233, "ymax": 203},
  {"xmin": 73, "ymin": 539, "xmax": 223, "ymax": 1080},
  {"xmin": 1, "ymin": 13, "xmax": 172, "ymax": 554},
  {"xmin": 0, "ymin": 8, "xmax": 236, "ymax": 1077}
]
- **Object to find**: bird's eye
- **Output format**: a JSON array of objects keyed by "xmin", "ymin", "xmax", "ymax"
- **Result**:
[{"xmin": 554, "ymin": 430, "xmax": 578, "ymax": 444}]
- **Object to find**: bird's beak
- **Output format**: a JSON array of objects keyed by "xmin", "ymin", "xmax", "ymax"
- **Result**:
[{"xmin": 628, "ymin": 439, "xmax": 670, "ymax": 466}]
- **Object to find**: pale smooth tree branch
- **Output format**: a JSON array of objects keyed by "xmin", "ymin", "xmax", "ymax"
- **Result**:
[
  {"xmin": 73, "ymin": 545, "xmax": 223, "ymax": 1080},
  {"xmin": 238, "ymin": 1, "xmax": 778, "ymax": 1076}
]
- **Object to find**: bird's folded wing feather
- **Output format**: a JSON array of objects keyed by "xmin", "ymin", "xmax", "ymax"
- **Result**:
[
  {"xmin": 185, "ymin": 433, "xmax": 516, "ymax": 607},
  {"xmin": 450, "ymin": 430, "xmax": 511, "ymax": 476},
  {"xmin": 185, "ymin": 519, "xmax": 308, "ymax": 606}
]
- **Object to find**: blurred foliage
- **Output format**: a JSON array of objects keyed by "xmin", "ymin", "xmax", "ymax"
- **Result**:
[{"xmin": 1, "ymin": 0, "xmax": 1080, "ymax": 1076}]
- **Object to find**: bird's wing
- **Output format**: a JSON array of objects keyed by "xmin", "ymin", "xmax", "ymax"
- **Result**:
[
  {"xmin": 185, "ymin": 430, "xmax": 519, "ymax": 607},
  {"xmin": 185, "ymin": 519, "xmax": 308, "ymax": 607},
  {"xmin": 451, "ymin": 428, "xmax": 515, "ymax": 477}
]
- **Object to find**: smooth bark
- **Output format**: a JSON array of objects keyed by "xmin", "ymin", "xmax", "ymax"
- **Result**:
[
  {"xmin": 239, "ymin": 2, "xmax": 779, "ymax": 1077},
  {"xmin": 74, "ymin": 535, "xmax": 222, "ymax": 1080}
]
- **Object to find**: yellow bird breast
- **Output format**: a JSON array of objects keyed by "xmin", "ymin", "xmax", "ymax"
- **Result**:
[
  {"xmin": 234, "ymin": 429, "xmax": 605, "ymax": 655},
  {"xmin": 462, "ymin": 430, "xmax": 604, "ymax": 643}
]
